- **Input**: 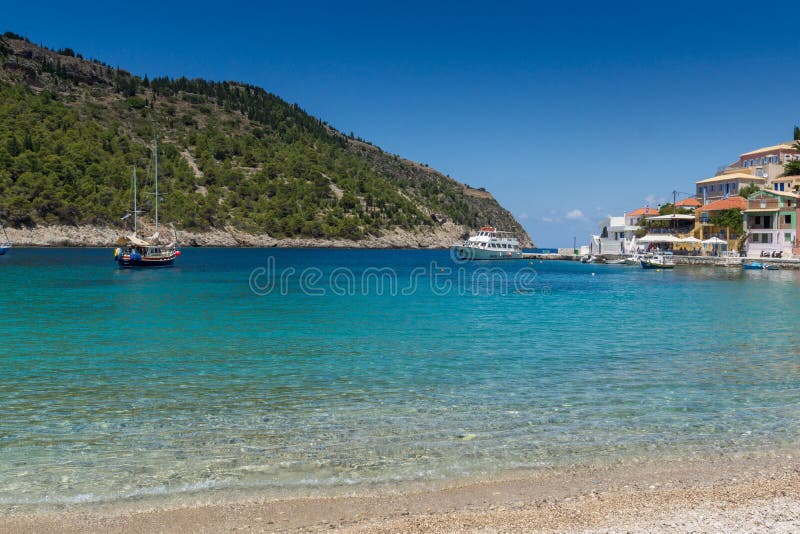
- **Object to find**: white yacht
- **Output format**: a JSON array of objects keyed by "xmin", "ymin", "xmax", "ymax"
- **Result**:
[{"xmin": 453, "ymin": 226, "xmax": 523, "ymax": 260}]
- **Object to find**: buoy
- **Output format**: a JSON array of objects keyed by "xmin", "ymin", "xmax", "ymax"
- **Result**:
[
  {"xmin": 592, "ymin": 272, "xmax": 596, "ymax": 276},
  {"xmin": 175, "ymin": 250, "xmax": 181, "ymax": 257}
]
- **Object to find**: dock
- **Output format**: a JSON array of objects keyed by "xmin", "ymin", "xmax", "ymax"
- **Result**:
[{"xmin": 520, "ymin": 252, "xmax": 800, "ymax": 269}]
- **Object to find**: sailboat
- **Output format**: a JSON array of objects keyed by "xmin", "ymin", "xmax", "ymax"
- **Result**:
[
  {"xmin": 114, "ymin": 136, "xmax": 180, "ymax": 268},
  {"xmin": 0, "ymin": 222, "xmax": 11, "ymax": 255}
]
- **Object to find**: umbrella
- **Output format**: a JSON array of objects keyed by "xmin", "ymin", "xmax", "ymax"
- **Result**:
[
  {"xmin": 702, "ymin": 237, "xmax": 727, "ymax": 245},
  {"xmin": 680, "ymin": 236, "xmax": 702, "ymax": 244}
]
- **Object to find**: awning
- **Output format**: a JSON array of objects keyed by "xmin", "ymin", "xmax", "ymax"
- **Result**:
[
  {"xmin": 638, "ymin": 234, "xmax": 680, "ymax": 243},
  {"xmin": 644, "ymin": 214, "xmax": 697, "ymax": 221}
]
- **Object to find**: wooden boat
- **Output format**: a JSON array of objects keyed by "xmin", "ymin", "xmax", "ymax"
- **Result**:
[
  {"xmin": 114, "ymin": 136, "xmax": 180, "ymax": 268},
  {"xmin": 743, "ymin": 262, "xmax": 764, "ymax": 270}
]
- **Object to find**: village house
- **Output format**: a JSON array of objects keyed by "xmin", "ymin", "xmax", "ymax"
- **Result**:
[
  {"xmin": 590, "ymin": 216, "xmax": 639, "ymax": 255},
  {"xmin": 693, "ymin": 196, "xmax": 747, "ymax": 251},
  {"xmin": 624, "ymin": 207, "xmax": 658, "ymax": 226},
  {"xmin": 743, "ymin": 190, "xmax": 799, "ymax": 257},
  {"xmin": 695, "ymin": 170, "xmax": 764, "ymax": 203},
  {"xmin": 739, "ymin": 142, "xmax": 800, "ymax": 176},
  {"xmin": 675, "ymin": 197, "xmax": 702, "ymax": 211}
]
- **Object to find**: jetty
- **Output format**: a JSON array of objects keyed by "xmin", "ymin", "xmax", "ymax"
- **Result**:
[{"xmin": 521, "ymin": 251, "xmax": 800, "ymax": 269}]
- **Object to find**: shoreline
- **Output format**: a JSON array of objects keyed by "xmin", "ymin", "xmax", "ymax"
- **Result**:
[
  {"xmin": 2, "ymin": 449, "xmax": 798, "ymax": 532},
  {"xmin": 3, "ymin": 222, "xmax": 536, "ymax": 250}
]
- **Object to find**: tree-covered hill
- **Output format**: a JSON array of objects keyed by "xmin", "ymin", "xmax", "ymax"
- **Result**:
[{"xmin": 0, "ymin": 32, "xmax": 532, "ymax": 245}]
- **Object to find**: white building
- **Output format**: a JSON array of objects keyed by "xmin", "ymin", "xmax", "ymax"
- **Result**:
[{"xmin": 590, "ymin": 216, "xmax": 639, "ymax": 255}]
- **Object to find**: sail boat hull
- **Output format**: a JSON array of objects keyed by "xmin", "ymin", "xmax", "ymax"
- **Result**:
[{"xmin": 116, "ymin": 253, "xmax": 177, "ymax": 268}]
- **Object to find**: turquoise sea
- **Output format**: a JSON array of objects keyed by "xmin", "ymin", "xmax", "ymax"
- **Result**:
[{"xmin": 1, "ymin": 248, "xmax": 799, "ymax": 509}]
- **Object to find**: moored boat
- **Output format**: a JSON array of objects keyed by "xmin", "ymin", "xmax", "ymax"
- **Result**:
[
  {"xmin": 743, "ymin": 262, "xmax": 764, "ymax": 270},
  {"xmin": 452, "ymin": 226, "xmax": 523, "ymax": 260},
  {"xmin": 114, "ymin": 136, "xmax": 180, "ymax": 268},
  {"xmin": 640, "ymin": 253, "xmax": 674, "ymax": 269}
]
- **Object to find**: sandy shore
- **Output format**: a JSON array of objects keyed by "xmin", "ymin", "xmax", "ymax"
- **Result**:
[{"xmin": 2, "ymin": 451, "xmax": 799, "ymax": 533}]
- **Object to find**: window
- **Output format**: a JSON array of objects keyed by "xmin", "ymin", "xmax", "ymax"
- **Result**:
[
  {"xmin": 785, "ymin": 233, "xmax": 792, "ymax": 243},
  {"xmin": 764, "ymin": 215, "xmax": 772, "ymax": 228},
  {"xmin": 774, "ymin": 184, "xmax": 779, "ymax": 191},
  {"xmin": 785, "ymin": 214, "xmax": 792, "ymax": 225},
  {"xmin": 755, "ymin": 216, "xmax": 761, "ymax": 225},
  {"xmin": 780, "ymin": 183, "xmax": 785, "ymax": 191}
]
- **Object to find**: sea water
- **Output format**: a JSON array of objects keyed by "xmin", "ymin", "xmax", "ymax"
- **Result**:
[{"xmin": 1, "ymin": 248, "xmax": 799, "ymax": 508}]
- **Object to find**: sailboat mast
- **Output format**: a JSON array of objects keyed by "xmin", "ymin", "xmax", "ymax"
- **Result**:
[
  {"xmin": 154, "ymin": 136, "xmax": 159, "ymax": 234},
  {"xmin": 133, "ymin": 165, "xmax": 138, "ymax": 235}
]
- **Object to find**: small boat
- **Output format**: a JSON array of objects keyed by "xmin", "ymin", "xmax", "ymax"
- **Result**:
[
  {"xmin": 0, "ymin": 222, "xmax": 11, "ymax": 255},
  {"xmin": 114, "ymin": 136, "xmax": 180, "ymax": 268},
  {"xmin": 640, "ymin": 254, "xmax": 674, "ymax": 269},
  {"xmin": 605, "ymin": 258, "xmax": 627, "ymax": 265},
  {"xmin": 743, "ymin": 262, "xmax": 764, "ymax": 270},
  {"xmin": 580, "ymin": 255, "xmax": 594, "ymax": 263},
  {"xmin": 452, "ymin": 226, "xmax": 523, "ymax": 260},
  {"xmin": 765, "ymin": 264, "xmax": 780, "ymax": 271}
]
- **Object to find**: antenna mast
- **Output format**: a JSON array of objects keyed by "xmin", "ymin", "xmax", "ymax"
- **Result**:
[
  {"xmin": 154, "ymin": 135, "xmax": 159, "ymax": 235},
  {"xmin": 133, "ymin": 165, "xmax": 138, "ymax": 235}
]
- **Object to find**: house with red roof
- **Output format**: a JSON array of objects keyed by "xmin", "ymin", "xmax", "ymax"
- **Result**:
[
  {"xmin": 624, "ymin": 207, "xmax": 659, "ymax": 227},
  {"xmin": 674, "ymin": 197, "xmax": 701, "ymax": 210},
  {"xmin": 694, "ymin": 196, "xmax": 748, "ymax": 250}
]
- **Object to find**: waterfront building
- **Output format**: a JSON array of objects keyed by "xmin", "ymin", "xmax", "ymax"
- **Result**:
[
  {"xmin": 693, "ymin": 196, "xmax": 747, "ymax": 251},
  {"xmin": 642, "ymin": 213, "xmax": 696, "ymax": 235},
  {"xmin": 590, "ymin": 216, "xmax": 639, "ymax": 255},
  {"xmin": 743, "ymin": 190, "xmax": 798, "ymax": 257}
]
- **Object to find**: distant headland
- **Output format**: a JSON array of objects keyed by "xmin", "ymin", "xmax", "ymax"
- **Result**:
[{"xmin": 0, "ymin": 32, "xmax": 532, "ymax": 248}]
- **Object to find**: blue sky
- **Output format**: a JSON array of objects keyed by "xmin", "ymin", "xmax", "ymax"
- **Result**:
[{"xmin": 5, "ymin": 1, "xmax": 800, "ymax": 246}]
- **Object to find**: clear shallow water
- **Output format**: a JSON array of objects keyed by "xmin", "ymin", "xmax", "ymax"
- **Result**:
[{"xmin": 1, "ymin": 248, "xmax": 799, "ymax": 508}]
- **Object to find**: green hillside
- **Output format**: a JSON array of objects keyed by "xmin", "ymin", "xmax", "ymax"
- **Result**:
[{"xmin": 0, "ymin": 32, "xmax": 531, "ymax": 244}]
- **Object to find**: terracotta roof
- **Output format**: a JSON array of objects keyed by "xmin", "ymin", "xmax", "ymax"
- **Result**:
[
  {"xmin": 675, "ymin": 197, "xmax": 702, "ymax": 208},
  {"xmin": 739, "ymin": 143, "xmax": 800, "ymax": 158},
  {"xmin": 626, "ymin": 207, "xmax": 659, "ymax": 217},
  {"xmin": 697, "ymin": 196, "xmax": 747, "ymax": 212},
  {"xmin": 696, "ymin": 172, "xmax": 764, "ymax": 185}
]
